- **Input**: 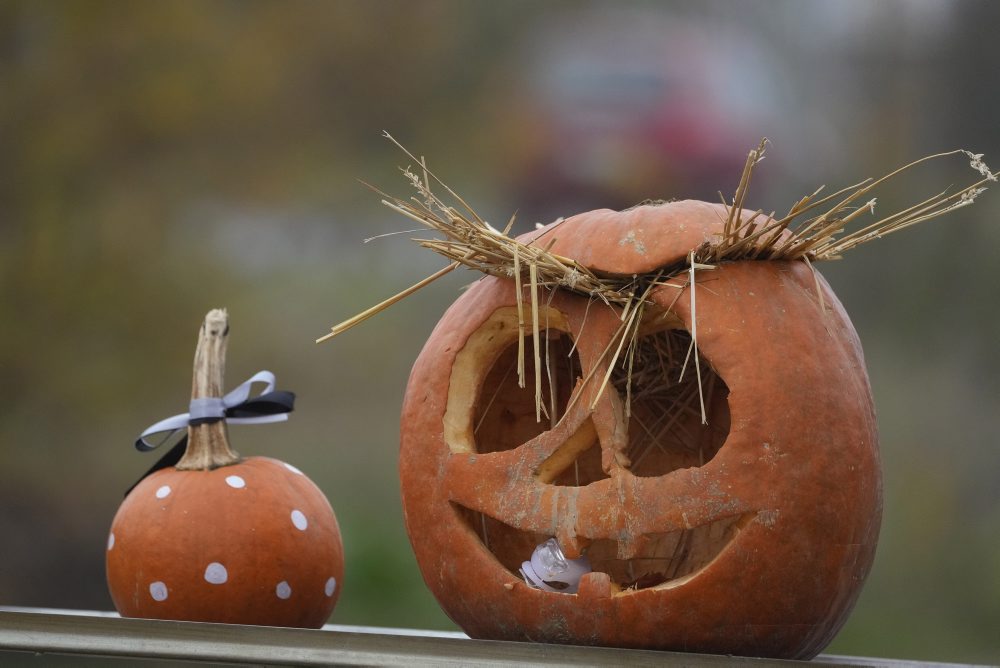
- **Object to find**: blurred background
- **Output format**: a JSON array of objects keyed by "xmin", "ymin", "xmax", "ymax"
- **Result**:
[{"xmin": 1, "ymin": 0, "xmax": 998, "ymax": 662}]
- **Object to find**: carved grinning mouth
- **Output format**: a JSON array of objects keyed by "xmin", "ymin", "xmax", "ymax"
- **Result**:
[
  {"xmin": 446, "ymin": 307, "xmax": 747, "ymax": 594},
  {"xmin": 454, "ymin": 502, "xmax": 754, "ymax": 593}
]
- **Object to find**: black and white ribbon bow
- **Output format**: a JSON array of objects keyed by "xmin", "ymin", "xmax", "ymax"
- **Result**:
[
  {"xmin": 135, "ymin": 371, "xmax": 294, "ymax": 451},
  {"xmin": 127, "ymin": 371, "xmax": 294, "ymax": 494}
]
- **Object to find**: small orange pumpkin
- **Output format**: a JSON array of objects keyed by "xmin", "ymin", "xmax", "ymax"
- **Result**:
[
  {"xmin": 107, "ymin": 309, "xmax": 343, "ymax": 628},
  {"xmin": 399, "ymin": 201, "xmax": 881, "ymax": 659}
]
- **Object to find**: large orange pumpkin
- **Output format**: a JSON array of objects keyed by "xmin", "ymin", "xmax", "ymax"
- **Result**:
[
  {"xmin": 107, "ymin": 310, "xmax": 344, "ymax": 628},
  {"xmin": 399, "ymin": 201, "xmax": 882, "ymax": 659}
]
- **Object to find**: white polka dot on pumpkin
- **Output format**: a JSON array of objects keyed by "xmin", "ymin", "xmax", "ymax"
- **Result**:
[
  {"xmin": 107, "ymin": 533, "xmax": 115, "ymax": 551},
  {"xmin": 284, "ymin": 462, "xmax": 304, "ymax": 476},
  {"xmin": 276, "ymin": 581, "xmax": 292, "ymax": 599},
  {"xmin": 290, "ymin": 509, "xmax": 308, "ymax": 531},
  {"xmin": 225, "ymin": 475, "xmax": 246, "ymax": 489},
  {"xmin": 155, "ymin": 485, "xmax": 171, "ymax": 499},
  {"xmin": 325, "ymin": 577, "xmax": 337, "ymax": 597},
  {"xmin": 204, "ymin": 562, "xmax": 228, "ymax": 584},
  {"xmin": 149, "ymin": 581, "xmax": 168, "ymax": 601}
]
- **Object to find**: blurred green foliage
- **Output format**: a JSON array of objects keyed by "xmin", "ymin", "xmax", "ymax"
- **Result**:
[{"xmin": 1, "ymin": 1, "xmax": 998, "ymax": 662}]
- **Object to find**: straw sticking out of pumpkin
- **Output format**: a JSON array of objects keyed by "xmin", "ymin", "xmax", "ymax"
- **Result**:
[
  {"xmin": 683, "ymin": 252, "xmax": 708, "ymax": 425},
  {"xmin": 707, "ymin": 144, "xmax": 997, "ymax": 263},
  {"xmin": 530, "ymin": 261, "xmax": 543, "ymax": 423},
  {"xmin": 320, "ymin": 135, "xmax": 994, "ymax": 342},
  {"xmin": 317, "ymin": 133, "xmax": 996, "ymax": 424}
]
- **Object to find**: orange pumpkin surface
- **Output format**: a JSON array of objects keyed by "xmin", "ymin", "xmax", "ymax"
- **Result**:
[
  {"xmin": 107, "ymin": 456, "xmax": 343, "ymax": 627},
  {"xmin": 399, "ymin": 201, "xmax": 882, "ymax": 659}
]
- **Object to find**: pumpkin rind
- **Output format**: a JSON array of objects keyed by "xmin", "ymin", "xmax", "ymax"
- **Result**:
[
  {"xmin": 107, "ymin": 456, "xmax": 343, "ymax": 628},
  {"xmin": 525, "ymin": 199, "xmax": 729, "ymax": 275},
  {"xmin": 399, "ymin": 201, "xmax": 881, "ymax": 659}
]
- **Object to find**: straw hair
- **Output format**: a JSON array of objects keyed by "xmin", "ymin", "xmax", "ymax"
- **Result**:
[
  {"xmin": 321, "ymin": 134, "xmax": 995, "ymax": 342},
  {"xmin": 318, "ymin": 133, "xmax": 995, "ymax": 422}
]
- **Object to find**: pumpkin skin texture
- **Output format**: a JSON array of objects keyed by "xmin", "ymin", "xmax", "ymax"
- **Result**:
[
  {"xmin": 399, "ymin": 200, "xmax": 882, "ymax": 659},
  {"xmin": 107, "ymin": 456, "xmax": 343, "ymax": 628}
]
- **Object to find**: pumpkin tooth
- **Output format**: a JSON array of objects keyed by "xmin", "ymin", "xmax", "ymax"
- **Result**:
[
  {"xmin": 576, "ymin": 571, "xmax": 614, "ymax": 599},
  {"xmin": 555, "ymin": 530, "xmax": 587, "ymax": 560}
]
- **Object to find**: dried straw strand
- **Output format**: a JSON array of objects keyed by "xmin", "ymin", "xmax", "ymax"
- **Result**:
[{"xmin": 530, "ymin": 261, "xmax": 542, "ymax": 422}]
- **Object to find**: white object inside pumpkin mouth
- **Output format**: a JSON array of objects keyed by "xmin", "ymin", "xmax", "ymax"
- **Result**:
[{"xmin": 447, "ymin": 305, "xmax": 742, "ymax": 593}]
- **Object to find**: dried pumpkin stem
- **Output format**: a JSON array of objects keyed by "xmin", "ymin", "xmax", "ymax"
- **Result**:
[{"xmin": 175, "ymin": 308, "xmax": 241, "ymax": 471}]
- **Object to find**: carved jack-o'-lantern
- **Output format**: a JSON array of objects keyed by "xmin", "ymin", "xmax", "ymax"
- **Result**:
[
  {"xmin": 318, "ymin": 141, "xmax": 992, "ymax": 659},
  {"xmin": 399, "ymin": 201, "xmax": 881, "ymax": 659}
]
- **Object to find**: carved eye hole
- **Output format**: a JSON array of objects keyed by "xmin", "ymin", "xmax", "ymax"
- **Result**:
[
  {"xmin": 473, "ymin": 328, "xmax": 580, "ymax": 454},
  {"xmin": 472, "ymin": 323, "xmax": 611, "ymax": 487},
  {"xmin": 613, "ymin": 327, "xmax": 730, "ymax": 477},
  {"xmin": 443, "ymin": 306, "xmax": 578, "ymax": 456}
]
